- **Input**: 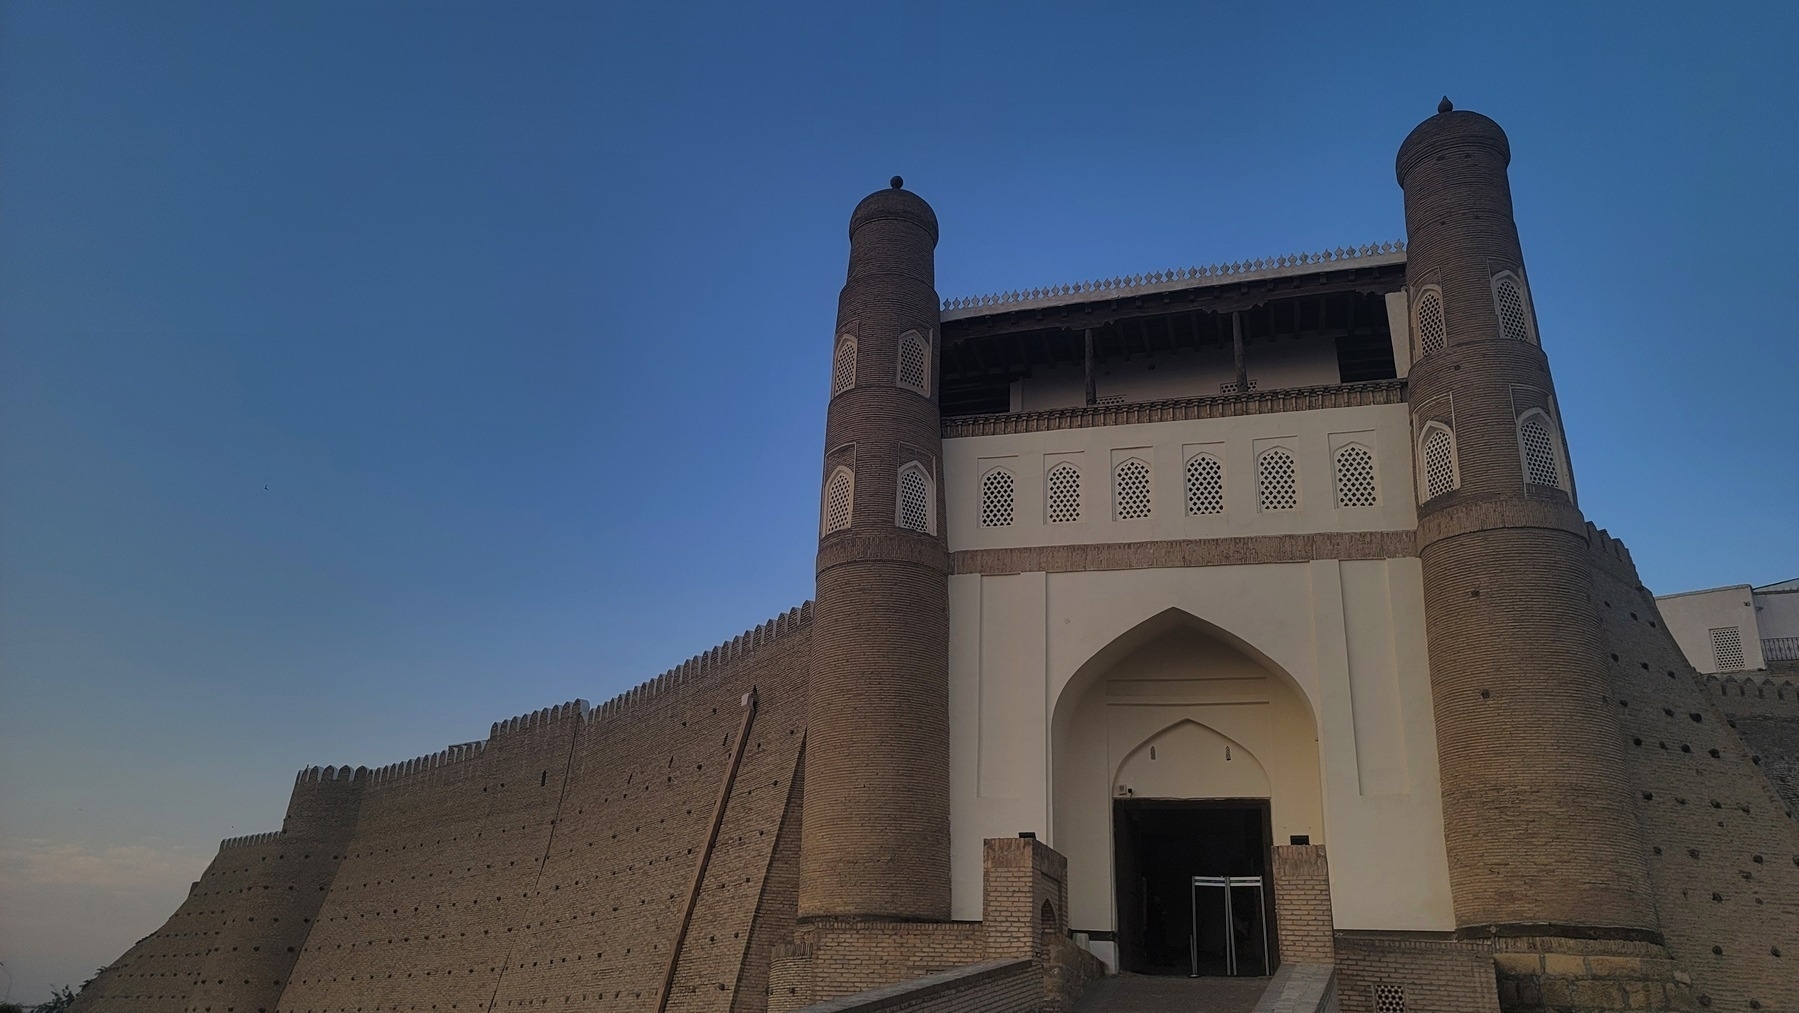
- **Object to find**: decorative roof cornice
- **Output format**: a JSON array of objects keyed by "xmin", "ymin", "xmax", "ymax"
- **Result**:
[{"xmin": 941, "ymin": 241, "xmax": 1406, "ymax": 320}]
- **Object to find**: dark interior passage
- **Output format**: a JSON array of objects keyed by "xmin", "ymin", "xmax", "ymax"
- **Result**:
[{"xmin": 1113, "ymin": 800, "xmax": 1272, "ymax": 977}]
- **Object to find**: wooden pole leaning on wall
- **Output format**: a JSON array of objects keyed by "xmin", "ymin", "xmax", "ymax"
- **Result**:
[
  {"xmin": 1083, "ymin": 327, "xmax": 1096, "ymax": 405},
  {"xmin": 1232, "ymin": 311, "xmax": 1248, "ymax": 392},
  {"xmin": 655, "ymin": 687, "xmax": 760, "ymax": 1013}
]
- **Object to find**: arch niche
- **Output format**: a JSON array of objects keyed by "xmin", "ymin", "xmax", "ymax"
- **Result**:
[{"xmin": 1050, "ymin": 608, "xmax": 1324, "ymax": 968}]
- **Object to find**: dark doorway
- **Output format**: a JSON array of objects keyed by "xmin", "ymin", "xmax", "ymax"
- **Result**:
[{"xmin": 1112, "ymin": 799, "xmax": 1273, "ymax": 976}]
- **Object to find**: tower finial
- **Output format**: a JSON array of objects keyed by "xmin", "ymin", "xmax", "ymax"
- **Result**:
[
  {"xmin": 1438, "ymin": 96, "xmax": 1454, "ymax": 114},
  {"xmin": 890, "ymin": 175, "xmax": 904, "ymax": 190}
]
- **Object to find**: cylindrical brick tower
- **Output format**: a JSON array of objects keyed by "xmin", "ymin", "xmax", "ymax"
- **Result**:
[
  {"xmin": 798, "ymin": 178, "xmax": 951, "ymax": 922},
  {"xmin": 1398, "ymin": 103, "xmax": 1658, "ymax": 936}
]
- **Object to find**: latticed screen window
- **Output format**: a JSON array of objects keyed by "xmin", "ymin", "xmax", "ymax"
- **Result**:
[
  {"xmin": 1047, "ymin": 463, "xmax": 1081, "ymax": 523},
  {"xmin": 831, "ymin": 338, "xmax": 856, "ymax": 396},
  {"xmin": 1416, "ymin": 289, "xmax": 1446, "ymax": 355},
  {"xmin": 822, "ymin": 469, "xmax": 853, "ymax": 535},
  {"xmin": 1115, "ymin": 459, "xmax": 1152, "ymax": 520},
  {"xmin": 897, "ymin": 466, "xmax": 930, "ymax": 533},
  {"xmin": 1422, "ymin": 427, "xmax": 1456, "ymax": 500},
  {"xmin": 1335, "ymin": 445, "xmax": 1378, "ymax": 508},
  {"xmin": 1495, "ymin": 275, "xmax": 1531, "ymax": 342},
  {"xmin": 979, "ymin": 469, "xmax": 1014, "ymax": 527},
  {"xmin": 897, "ymin": 332, "xmax": 928, "ymax": 393},
  {"xmin": 1519, "ymin": 415, "xmax": 1561, "ymax": 488},
  {"xmin": 1373, "ymin": 983, "xmax": 1406, "ymax": 1013},
  {"xmin": 1185, "ymin": 454, "xmax": 1223, "ymax": 515},
  {"xmin": 1710, "ymin": 627, "xmax": 1745, "ymax": 672},
  {"xmin": 1257, "ymin": 449, "xmax": 1298, "ymax": 511}
]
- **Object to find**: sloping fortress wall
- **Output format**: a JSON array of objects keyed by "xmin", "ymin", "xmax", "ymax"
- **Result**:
[{"xmin": 70, "ymin": 605, "xmax": 814, "ymax": 1013}]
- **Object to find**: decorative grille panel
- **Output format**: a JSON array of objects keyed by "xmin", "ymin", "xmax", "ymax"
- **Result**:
[
  {"xmin": 1335, "ymin": 445, "xmax": 1378, "ymax": 508},
  {"xmin": 1219, "ymin": 378, "xmax": 1259, "ymax": 394},
  {"xmin": 1047, "ymin": 464, "xmax": 1081, "ymax": 523},
  {"xmin": 831, "ymin": 338, "xmax": 856, "ymax": 396},
  {"xmin": 1115, "ymin": 459, "xmax": 1152, "ymax": 520},
  {"xmin": 898, "ymin": 467, "xmax": 930, "ymax": 533},
  {"xmin": 1496, "ymin": 276, "xmax": 1531, "ymax": 342},
  {"xmin": 1710, "ymin": 627, "xmax": 1745, "ymax": 672},
  {"xmin": 979, "ymin": 469, "xmax": 1015, "ymax": 527},
  {"xmin": 1257, "ymin": 449, "xmax": 1298, "ymax": 511},
  {"xmin": 897, "ymin": 332, "xmax": 928, "ymax": 393},
  {"xmin": 1520, "ymin": 416, "xmax": 1561, "ymax": 488},
  {"xmin": 1185, "ymin": 454, "xmax": 1224, "ymax": 515},
  {"xmin": 1422, "ymin": 427, "xmax": 1456, "ymax": 500},
  {"xmin": 1417, "ymin": 289, "xmax": 1446, "ymax": 355},
  {"xmin": 1374, "ymin": 983, "xmax": 1406, "ymax": 1013},
  {"xmin": 822, "ymin": 469, "xmax": 853, "ymax": 534}
]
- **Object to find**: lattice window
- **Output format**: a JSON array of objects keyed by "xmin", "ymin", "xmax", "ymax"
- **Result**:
[
  {"xmin": 1257, "ymin": 448, "xmax": 1298, "ymax": 511},
  {"xmin": 1219, "ymin": 378, "xmax": 1259, "ymax": 395},
  {"xmin": 897, "ymin": 464, "xmax": 931, "ymax": 533},
  {"xmin": 822, "ymin": 468, "xmax": 853, "ymax": 535},
  {"xmin": 1373, "ymin": 983, "xmax": 1406, "ymax": 1013},
  {"xmin": 1184, "ymin": 454, "xmax": 1224, "ymax": 515},
  {"xmin": 1421, "ymin": 425, "xmax": 1457, "ymax": 501},
  {"xmin": 1519, "ymin": 413, "xmax": 1562, "ymax": 489},
  {"xmin": 831, "ymin": 337, "xmax": 856, "ymax": 396},
  {"xmin": 1494, "ymin": 274, "xmax": 1531, "ymax": 342},
  {"xmin": 1335, "ymin": 445, "xmax": 1378, "ymax": 508},
  {"xmin": 1710, "ymin": 627, "xmax": 1745, "ymax": 672},
  {"xmin": 1115, "ymin": 459, "xmax": 1152, "ymax": 520},
  {"xmin": 1047, "ymin": 463, "xmax": 1081, "ymax": 523},
  {"xmin": 980, "ymin": 469, "xmax": 1014, "ymax": 527},
  {"xmin": 897, "ymin": 331, "xmax": 929, "ymax": 394},
  {"xmin": 1416, "ymin": 288, "xmax": 1446, "ymax": 355}
]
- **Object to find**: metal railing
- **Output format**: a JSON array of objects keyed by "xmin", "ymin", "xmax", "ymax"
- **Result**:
[{"xmin": 1763, "ymin": 637, "xmax": 1799, "ymax": 663}]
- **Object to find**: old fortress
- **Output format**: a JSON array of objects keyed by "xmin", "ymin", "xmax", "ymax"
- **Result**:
[{"xmin": 71, "ymin": 103, "xmax": 1799, "ymax": 1013}]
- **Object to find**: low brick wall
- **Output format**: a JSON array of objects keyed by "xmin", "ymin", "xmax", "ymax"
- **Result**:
[{"xmin": 794, "ymin": 959, "xmax": 1037, "ymax": 1013}]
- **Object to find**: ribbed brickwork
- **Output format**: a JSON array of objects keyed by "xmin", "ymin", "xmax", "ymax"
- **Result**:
[
  {"xmin": 800, "ymin": 184, "xmax": 952, "ymax": 922},
  {"xmin": 1399, "ymin": 106, "xmax": 1657, "ymax": 935},
  {"xmin": 1270, "ymin": 845, "xmax": 1334, "ymax": 965}
]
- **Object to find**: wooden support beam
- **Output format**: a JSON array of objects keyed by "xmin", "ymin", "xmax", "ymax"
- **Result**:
[
  {"xmin": 1232, "ymin": 311, "xmax": 1248, "ymax": 391},
  {"xmin": 1083, "ymin": 327, "xmax": 1096, "ymax": 405}
]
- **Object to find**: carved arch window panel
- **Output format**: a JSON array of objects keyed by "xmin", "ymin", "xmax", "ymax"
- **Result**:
[
  {"xmin": 1414, "ymin": 285, "xmax": 1447, "ymax": 356},
  {"xmin": 1334, "ymin": 444, "xmax": 1378, "ymax": 508},
  {"xmin": 1115, "ymin": 458, "xmax": 1152, "ymax": 520},
  {"xmin": 896, "ymin": 330, "xmax": 930, "ymax": 395},
  {"xmin": 1184, "ymin": 453, "xmax": 1224, "ymax": 515},
  {"xmin": 1491, "ymin": 271, "xmax": 1535, "ymax": 344},
  {"xmin": 1256, "ymin": 448, "xmax": 1299, "ymax": 512},
  {"xmin": 979, "ymin": 468, "xmax": 1015, "ymax": 528},
  {"xmin": 1516, "ymin": 410, "xmax": 1566, "ymax": 491},
  {"xmin": 896, "ymin": 462, "xmax": 933, "ymax": 534},
  {"xmin": 821, "ymin": 467, "xmax": 854, "ymax": 536},
  {"xmin": 831, "ymin": 336, "xmax": 857, "ymax": 396},
  {"xmin": 1046, "ymin": 463, "xmax": 1082, "ymax": 523},
  {"xmin": 1419, "ymin": 423, "xmax": 1459, "ymax": 502}
]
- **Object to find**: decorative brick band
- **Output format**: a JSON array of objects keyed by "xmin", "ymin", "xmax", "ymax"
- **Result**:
[
  {"xmin": 942, "ymin": 380, "xmax": 1407, "ymax": 438},
  {"xmin": 949, "ymin": 531, "xmax": 1417, "ymax": 576}
]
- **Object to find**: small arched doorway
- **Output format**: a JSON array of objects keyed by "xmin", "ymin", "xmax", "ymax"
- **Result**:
[{"xmin": 1051, "ymin": 609, "xmax": 1323, "ymax": 976}]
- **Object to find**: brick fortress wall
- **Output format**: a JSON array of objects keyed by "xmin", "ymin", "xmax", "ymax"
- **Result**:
[{"xmin": 71, "ymin": 604, "xmax": 814, "ymax": 1013}]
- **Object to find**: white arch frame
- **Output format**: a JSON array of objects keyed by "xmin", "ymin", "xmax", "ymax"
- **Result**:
[
  {"xmin": 896, "ymin": 329, "xmax": 930, "ymax": 396},
  {"xmin": 1412, "ymin": 284, "xmax": 1447, "ymax": 357},
  {"xmin": 1515, "ymin": 408, "xmax": 1568, "ymax": 492},
  {"xmin": 1416, "ymin": 422, "xmax": 1460, "ymax": 503},
  {"xmin": 821, "ymin": 466, "xmax": 855, "ymax": 536},
  {"xmin": 895, "ymin": 460, "xmax": 935, "ymax": 535},
  {"xmin": 830, "ymin": 335, "xmax": 857, "ymax": 397},
  {"xmin": 1490, "ymin": 270, "xmax": 1537, "ymax": 344}
]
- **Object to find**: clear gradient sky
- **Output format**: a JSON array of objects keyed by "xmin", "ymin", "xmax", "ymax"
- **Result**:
[{"xmin": 2, "ymin": 1, "xmax": 1795, "ymax": 1002}]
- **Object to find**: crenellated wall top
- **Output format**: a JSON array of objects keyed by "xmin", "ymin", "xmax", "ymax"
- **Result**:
[
  {"xmin": 586, "ymin": 600, "xmax": 812, "ymax": 722},
  {"xmin": 219, "ymin": 830, "xmax": 282, "ymax": 850},
  {"xmin": 940, "ymin": 242, "xmax": 1405, "ymax": 320}
]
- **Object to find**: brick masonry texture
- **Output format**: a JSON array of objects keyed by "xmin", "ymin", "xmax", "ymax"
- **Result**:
[
  {"xmin": 1270, "ymin": 846, "xmax": 1334, "ymax": 965},
  {"xmin": 1333, "ymin": 934, "xmax": 1500, "ymax": 1013},
  {"xmin": 1589, "ymin": 533, "xmax": 1799, "ymax": 1013},
  {"xmin": 789, "ymin": 959, "xmax": 1037, "ymax": 1013},
  {"xmin": 1704, "ymin": 674, "xmax": 1799, "ymax": 815},
  {"xmin": 70, "ymin": 606, "xmax": 814, "ymax": 1013},
  {"xmin": 950, "ymin": 531, "xmax": 1416, "ymax": 576}
]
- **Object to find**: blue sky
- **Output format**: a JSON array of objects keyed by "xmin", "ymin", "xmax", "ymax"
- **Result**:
[{"xmin": 2, "ymin": 1, "xmax": 1795, "ymax": 1001}]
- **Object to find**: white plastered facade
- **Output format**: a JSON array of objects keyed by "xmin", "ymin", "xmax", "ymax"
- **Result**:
[{"xmin": 942, "ymin": 403, "xmax": 1457, "ymax": 965}]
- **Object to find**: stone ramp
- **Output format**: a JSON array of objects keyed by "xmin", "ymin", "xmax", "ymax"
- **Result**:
[{"xmin": 1074, "ymin": 974, "xmax": 1270, "ymax": 1013}]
